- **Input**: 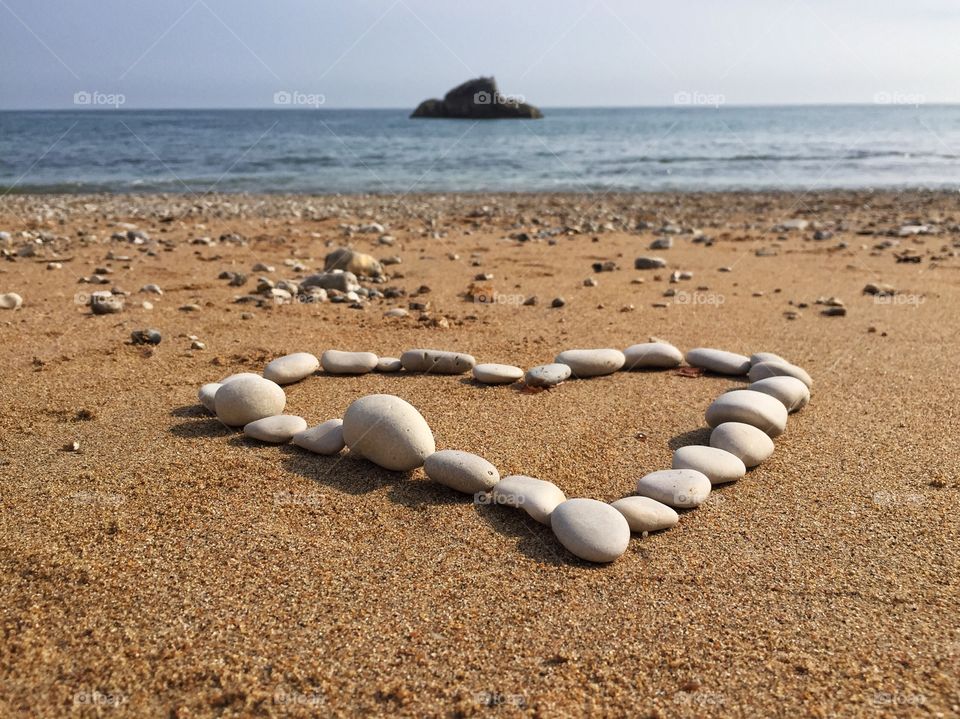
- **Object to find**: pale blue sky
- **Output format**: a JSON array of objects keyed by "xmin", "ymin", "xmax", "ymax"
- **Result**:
[{"xmin": 1, "ymin": 0, "xmax": 957, "ymax": 109}]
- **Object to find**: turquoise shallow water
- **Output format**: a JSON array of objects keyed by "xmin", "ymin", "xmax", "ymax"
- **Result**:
[{"xmin": 2, "ymin": 105, "xmax": 959, "ymax": 193}]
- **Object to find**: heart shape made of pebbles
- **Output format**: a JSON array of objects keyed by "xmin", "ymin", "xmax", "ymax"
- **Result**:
[{"xmin": 195, "ymin": 344, "xmax": 812, "ymax": 564}]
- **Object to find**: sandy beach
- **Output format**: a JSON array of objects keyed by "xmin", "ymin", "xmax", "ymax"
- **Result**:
[{"xmin": 1, "ymin": 190, "xmax": 958, "ymax": 717}]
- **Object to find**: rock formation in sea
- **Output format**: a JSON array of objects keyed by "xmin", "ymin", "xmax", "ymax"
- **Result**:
[{"xmin": 411, "ymin": 77, "xmax": 543, "ymax": 119}]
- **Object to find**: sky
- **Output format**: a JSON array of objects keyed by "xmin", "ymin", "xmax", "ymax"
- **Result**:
[{"xmin": 0, "ymin": 0, "xmax": 957, "ymax": 109}]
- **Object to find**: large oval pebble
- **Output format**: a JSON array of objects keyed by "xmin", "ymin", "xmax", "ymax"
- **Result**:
[
  {"xmin": 473, "ymin": 363, "xmax": 524, "ymax": 384},
  {"xmin": 709, "ymin": 422, "xmax": 775, "ymax": 467},
  {"xmin": 554, "ymin": 349, "xmax": 626, "ymax": 377},
  {"xmin": 342, "ymin": 394, "xmax": 435, "ymax": 471},
  {"xmin": 636, "ymin": 469, "xmax": 712, "ymax": 508},
  {"xmin": 611, "ymin": 496, "xmax": 679, "ymax": 532},
  {"xmin": 490, "ymin": 475, "xmax": 566, "ymax": 525},
  {"xmin": 685, "ymin": 348, "xmax": 751, "ymax": 376},
  {"xmin": 623, "ymin": 342, "xmax": 683, "ymax": 369},
  {"xmin": 747, "ymin": 360, "xmax": 813, "ymax": 388},
  {"xmin": 244, "ymin": 415, "xmax": 308, "ymax": 443},
  {"xmin": 705, "ymin": 389, "xmax": 788, "ymax": 436},
  {"xmin": 749, "ymin": 376, "xmax": 810, "ymax": 412},
  {"xmin": 293, "ymin": 419, "xmax": 345, "ymax": 455},
  {"xmin": 322, "ymin": 349, "xmax": 378, "ymax": 375},
  {"xmin": 424, "ymin": 449, "xmax": 500, "ymax": 494},
  {"xmin": 400, "ymin": 349, "xmax": 476, "ymax": 374},
  {"xmin": 198, "ymin": 382, "xmax": 222, "ymax": 413},
  {"xmin": 550, "ymin": 499, "xmax": 631, "ymax": 563},
  {"xmin": 263, "ymin": 352, "xmax": 319, "ymax": 385},
  {"xmin": 672, "ymin": 445, "xmax": 746, "ymax": 485},
  {"xmin": 215, "ymin": 376, "xmax": 286, "ymax": 427},
  {"xmin": 0, "ymin": 292, "xmax": 23, "ymax": 310},
  {"xmin": 524, "ymin": 363, "xmax": 572, "ymax": 387}
]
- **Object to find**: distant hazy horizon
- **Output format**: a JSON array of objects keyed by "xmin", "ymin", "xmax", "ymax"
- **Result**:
[{"xmin": 1, "ymin": 0, "xmax": 958, "ymax": 110}]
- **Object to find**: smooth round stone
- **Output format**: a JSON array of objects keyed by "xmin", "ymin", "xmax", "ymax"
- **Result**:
[
  {"xmin": 424, "ymin": 449, "xmax": 500, "ymax": 494},
  {"xmin": 322, "ymin": 349, "xmax": 378, "ymax": 375},
  {"xmin": 0, "ymin": 292, "xmax": 23, "ymax": 310},
  {"xmin": 524, "ymin": 363, "xmax": 572, "ymax": 388},
  {"xmin": 750, "ymin": 352, "xmax": 788, "ymax": 366},
  {"xmin": 215, "ymin": 376, "xmax": 286, "ymax": 427},
  {"xmin": 672, "ymin": 445, "xmax": 746, "ymax": 485},
  {"xmin": 747, "ymin": 360, "xmax": 813, "ymax": 388},
  {"xmin": 490, "ymin": 475, "xmax": 566, "ymax": 525},
  {"xmin": 263, "ymin": 352, "xmax": 319, "ymax": 385},
  {"xmin": 622, "ymin": 342, "xmax": 683, "ymax": 369},
  {"xmin": 705, "ymin": 389, "xmax": 788, "ymax": 437},
  {"xmin": 554, "ymin": 348, "xmax": 626, "ymax": 377},
  {"xmin": 749, "ymin": 376, "xmax": 810, "ymax": 412},
  {"xmin": 685, "ymin": 347, "xmax": 751, "ymax": 376},
  {"xmin": 342, "ymin": 394, "xmax": 435, "ymax": 471},
  {"xmin": 400, "ymin": 349, "xmax": 476, "ymax": 374},
  {"xmin": 218, "ymin": 372, "xmax": 262, "ymax": 385},
  {"xmin": 710, "ymin": 422, "xmax": 775, "ymax": 467},
  {"xmin": 375, "ymin": 357, "xmax": 402, "ymax": 372},
  {"xmin": 473, "ymin": 363, "xmax": 524, "ymax": 384},
  {"xmin": 244, "ymin": 414, "xmax": 308, "ymax": 443},
  {"xmin": 198, "ymin": 382, "xmax": 222, "ymax": 413},
  {"xmin": 611, "ymin": 496, "xmax": 679, "ymax": 532},
  {"xmin": 293, "ymin": 419, "xmax": 345, "ymax": 455},
  {"xmin": 635, "ymin": 469, "xmax": 712, "ymax": 508},
  {"xmin": 550, "ymin": 499, "xmax": 631, "ymax": 563}
]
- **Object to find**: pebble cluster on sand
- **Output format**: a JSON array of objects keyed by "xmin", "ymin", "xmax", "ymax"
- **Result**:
[{"xmin": 195, "ymin": 340, "xmax": 812, "ymax": 565}]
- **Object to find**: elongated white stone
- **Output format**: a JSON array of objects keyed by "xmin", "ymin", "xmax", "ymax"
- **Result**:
[
  {"xmin": 490, "ymin": 475, "xmax": 566, "ymax": 525},
  {"xmin": 263, "ymin": 352, "xmax": 320, "ymax": 385},
  {"xmin": 611, "ymin": 496, "xmax": 680, "ymax": 532},
  {"xmin": 215, "ymin": 376, "xmax": 286, "ymax": 427},
  {"xmin": 685, "ymin": 348, "xmax": 751, "ymax": 376},
  {"xmin": 550, "ymin": 499, "xmax": 631, "ymax": 563},
  {"xmin": 424, "ymin": 450, "xmax": 500, "ymax": 494},
  {"xmin": 322, "ymin": 349, "xmax": 378, "ymax": 375},
  {"xmin": 293, "ymin": 419, "xmax": 345, "ymax": 455},
  {"xmin": 400, "ymin": 349, "xmax": 476, "ymax": 374},
  {"xmin": 554, "ymin": 348, "xmax": 626, "ymax": 377},
  {"xmin": 473, "ymin": 363, "xmax": 524, "ymax": 384},
  {"xmin": 524, "ymin": 363, "xmax": 572, "ymax": 387},
  {"xmin": 672, "ymin": 445, "xmax": 746, "ymax": 485},
  {"xmin": 747, "ymin": 360, "xmax": 813, "ymax": 388},
  {"xmin": 748, "ymin": 376, "xmax": 810, "ymax": 412},
  {"xmin": 622, "ymin": 342, "xmax": 683, "ymax": 369},
  {"xmin": 705, "ymin": 389, "xmax": 788, "ymax": 436},
  {"xmin": 244, "ymin": 415, "xmax": 308, "ymax": 443},
  {"xmin": 342, "ymin": 394, "xmax": 435, "ymax": 471},
  {"xmin": 635, "ymin": 469, "xmax": 712, "ymax": 508},
  {"xmin": 709, "ymin": 422, "xmax": 775, "ymax": 467}
]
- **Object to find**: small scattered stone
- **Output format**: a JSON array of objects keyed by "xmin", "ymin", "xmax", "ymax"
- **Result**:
[
  {"xmin": 425, "ymin": 449, "xmax": 500, "ymax": 494},
  {"xmin": 244, "ymin": 415, "xmax": 308, "ymax": 443},
  {"xmin": 473, "ymin": 363, "xmax": 524, "ymax": 384},
  {"xmin": 634, "ymin": 256, "xmax": 668, "ymax": 269},
  {"xmin": 490, "ymin": 475, "xmax": 566, "ymax": 525},
  {"xmin": 524, "ymin": 363, "xmax": 572, "ymax": 388},
  {"xmin": 550, "ymin": 498, "xmax": 631, "ymax": 563},
  {"xmin": 649, "ymin": 237, "xmax": 673, "ymax": 250},
  {"xmin": 263, "ymin": 352, "xmax": 320, "ymax": 385},
  {"xmin": 672, "ymin": 445, "xmax": 746, "ymax": 485},
  {"xmin": 821, "ymin": 306, "xmax": 847, "ymax": 316},
  {"xmin": 140, "ymin": 284, "xmax": 163, "ymax": 295},
  {"xmin": 324, "ymin": 247, "xmax": 383, "ymax": 277},
  {"xmin": 322, "ymin": 349, "xmax": 379, "ymax": 375},
  {"xmin": 611, "ymin": 496, "xmax": 679, "ymax": 532},
  {"xmin": 190, "ymin": 340, "xmax": 206, "ymax": 350},
  {"xmin": 635, "ymin": 469, "xmax": 711, "ymax": 508},
  {"xmin": 130, "ymin": 329, "xmax": 162, "ymax": 345},
  {"xmin": 709, "ymin": 422, "xmax": 775, "ymax": 467},
  {"xmin": 90, "ymin": 291, "xmax": 122, "ymax": 315},
  {"xmin": 293, "ymin": 419, "xmax": 345, "ymax": 455},
  {"xmin": 551, "ymin": 297, "xmax": 566, "ymax": 308}
]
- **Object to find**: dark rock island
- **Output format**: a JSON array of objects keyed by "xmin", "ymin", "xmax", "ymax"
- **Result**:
[{"xmin": 411, "ymin": 77, "xmax": 543, "ymax": 119}]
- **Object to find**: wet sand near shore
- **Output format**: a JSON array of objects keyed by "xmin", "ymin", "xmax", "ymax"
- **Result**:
[{"xmin": 1, "ymin": 191, "xmax": 958, "ymax": 718}]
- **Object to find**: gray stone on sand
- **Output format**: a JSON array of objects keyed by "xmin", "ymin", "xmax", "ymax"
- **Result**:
[
  {"xmin": 473, "ymin": 363, "xmax": 524, "ymax": 384},
  {"xmin": 375, "ymin": 357, "xmax": 402, "ymax": 372},
  {"xmin": 215, "ymin": 376, "xmax": 286, "ymax": 427},
  {"xmin": 293, "ymin": 419, "xmax": 345, "ymax": 455},
  {"xmin": 611, "ymin": 496, "xmax": 680, "ymax": 532},
  {"xmin": 490, "ymin": 475, "xmax": 566, "ymax": 525},
  {"xmin": 550, "ymin": 498, "xmax": 631, "ymax": 563},
  {"xmin": 672, "ymin": 445, "xmax": 746, "ymax": 485},
  {"xmin": 705, "ymin": 389, "xmax": 788, "ymax": 436},
  {"xmin": 635, "ymin": 469, "xmax": 712, "ymax": 508},
  {"xmin": 400, "ymin": 349, "xmax": 476, "ymax": 374},
  {"xmin": 622, "ymin": 341, "xmax": 683, "ymax": 369},
  {"xmin": 342, "ymin": 394, "xmax": 435, "ymax": 471},
  {"xmin": 244, "ymin": 415, "xmax": 308, "ymax": 443},
  {"xmin": 634, "ymin": 256, "xmax": 668, "ymax": 269},
  {"xmin": 198, "ymin": 382, "xmax": 222, "ymax": 413},
  {"xmin": 685, "ymin": 347, "xmax": 751, "ymax": 375},
  {"xmin": 554, "ymin": 348, "xmax": 626, "ymax": 377},
  {"xmin": 322, "ymin": 349, "xmax": 379, "ymax": 375},
  {"xmin": 424, "ymin": 449, "xmax": 500, "ymax": 494},
  {"xmin": 747, "ymin": 360, "xmax": 813, "ymax": 388},
  {"xmin": 263, "ymin": 352, "xmax": 320, "ymax": 385},
  {"xmin": 709, "ymin": 422, "xmax": 775, "ymax": 467},
  {"xmin": 524, "ymin": 363, "xmax": 572, "ymax": 388},
  {"xmin": 748, "ymin": 376, "xmax": 810, "ymax": 412}
]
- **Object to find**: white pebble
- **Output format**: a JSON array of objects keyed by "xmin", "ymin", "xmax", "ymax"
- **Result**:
[
  {"xmin": 554, "ymin": 348, "xmax": 626, "ymax": 377},
  {"xmin": 293, "ymin": 419, "xmax": 345, "ymax": 455},
  {"xmin": 709, "ymin": 422, "xmax": 775, "ymax": 467},
  {"xmin": 672, "ymin": 445, "xmax": 746, "ymax": 485},
  {"xmin": 747, "ymin": 360, "xmax": 813, "ymax": 388},
  {"xmin": 214, "ymin": 376, "xmax": 286, "ymax": 427},
  {"xmin": 218, "ymin": 372, "xmax": 262, "ymax": 385},
  {"xmin": 524, "ymin": 363, "xmax": 572, "ymax": 387},
  {"xmin": 263, "ymin": 352, "xmax": 320, "ymax": 385},
  {"xmin": 424, "ymin": 449, "xmax": 500, "ymax": 494},
  {"xmin": 550, "ymin": 498, "xmax": 631, "ymax": 563},
  {"xmin": 342, "ymin": 394, "xmax": 435, "ymax": 471},
  {"xmin": 375, "ymin": 357, "xmax": 402, "ymax": 372},
  {"xmin": 473, "ymin": 363, "xmax": 524, "ymax": 384},
  {"xmin": 635, "ymin": 469, "xmax": 712, "ymax": 508},
  {"xmin": 322, "ymin": 349, "xmax": 379, "ymax": 374},
  {"xmin": 705, "ymin": 389, "xmax": 788, "ymax": 436},
  {"xmin": 685, "ymin": 347, "xmax": 751, "ymax": 375},
  {"xmin": 198, "ymin": 382, "xmax": 221, "ymax": 413},
  {"xmin": 0, "ymin": 292, "xmax": 23, "ymax": 310},
  {"xmin": 490, "ymin": 475, "xmax": 566, "ymax": 525},
  {"xmin": 622, "ymin": 342, "xmax": 683, "ymax": 369},
  {"xmin": 244, "ymin": 415, "xmax": 308, "ymax": 443},
  {"xmin": 748, "ymin": 376, "xmax": 810, "ymax": 412},
  {"xmin": 400, "ymin": 349, "xmax": 476, "ymax": 374},
  {"xmin": 611, "ymin": 496, "xmax": 679, "ymax": 532}
]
